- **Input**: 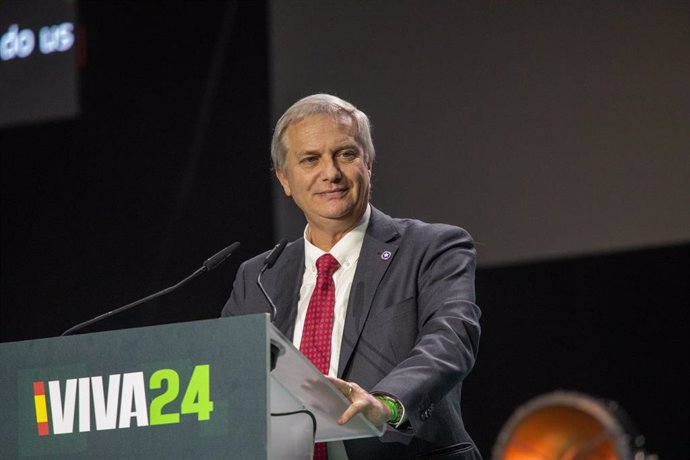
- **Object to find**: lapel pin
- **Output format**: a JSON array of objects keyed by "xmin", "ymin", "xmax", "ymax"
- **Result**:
[{"xmin": 380, "ymin": 250, "xmax": 392, "ymax": 261}]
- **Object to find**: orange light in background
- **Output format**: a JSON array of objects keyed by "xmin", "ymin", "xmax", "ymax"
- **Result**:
[{"xmin": 492, "ymin": 391, "xmax": 655, "ymax": 460}]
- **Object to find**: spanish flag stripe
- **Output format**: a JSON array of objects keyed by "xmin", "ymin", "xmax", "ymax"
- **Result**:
[
  {"xmin": 37, "ymin": 422, "xmax": 50, "ymax": 436},
  {"xmin": 34, "ymin": 395, "xmax": 48, "ymax": 423},
  {"xmin": 33, "ymin": 381, "xmax": 45, "ymax": 395},
  {"xmin": 33, "ymin": 381, "xmax": 50, "ymax": 436}
]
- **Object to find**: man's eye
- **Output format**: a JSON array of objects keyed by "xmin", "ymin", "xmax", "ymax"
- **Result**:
[
  {"xmin": 301, "ymin": 156, "xmax": 318, "ymax": 164},
  {"xmin": 340, "ymin": 150, "xmax": 357, "ymax": 159}
]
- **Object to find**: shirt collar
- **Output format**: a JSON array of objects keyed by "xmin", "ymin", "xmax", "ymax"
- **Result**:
[{"xmin": 303, "ymin": 204, "xmax": 371, "ymax": 273}]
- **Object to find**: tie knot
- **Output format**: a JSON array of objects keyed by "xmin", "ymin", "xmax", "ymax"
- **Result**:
[{"xmin": 316, "ymin": 253, "xmax": 340, "ymax": 277}]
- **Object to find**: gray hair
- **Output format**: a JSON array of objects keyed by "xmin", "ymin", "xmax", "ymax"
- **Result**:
[{"xmin": 271, "ymin": 94, "xmax": 375, "ymax": 170}]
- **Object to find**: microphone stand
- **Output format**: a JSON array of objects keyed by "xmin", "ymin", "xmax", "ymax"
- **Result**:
[{"xmin": 61, "ymin": 241, "xmax": 240, "ymax": 336}]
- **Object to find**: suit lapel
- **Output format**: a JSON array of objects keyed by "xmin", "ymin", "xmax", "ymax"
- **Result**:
[{"xmin": 338, "ymin": 207, "xmax": 400, "ymax": 377}]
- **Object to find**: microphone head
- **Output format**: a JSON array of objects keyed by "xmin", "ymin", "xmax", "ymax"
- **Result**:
[
  {"xmin": 203, "ymin": 241, "xmax": 241, "ymax": 271},
  {"xmin": 258, "ymin": 238, "xmax": 288, "ymax": 322},
  {"xmin": 264, "ymin": 238, "xmax": 288, "ymax": 269}
]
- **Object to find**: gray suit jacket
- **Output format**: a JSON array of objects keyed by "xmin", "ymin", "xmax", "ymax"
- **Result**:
[{"xmin": 221, "ymin": 206, "xmax": 482, "ymax": 460}]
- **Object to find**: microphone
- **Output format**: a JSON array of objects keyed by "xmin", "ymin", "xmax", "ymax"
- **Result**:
[
  {"xmin": 203, "ymin": 241, "xmax": 241, "ymax": 271},
  {"xmin": 61, "ymin": 241, "xmax": 241, "ymax": 336},
  {"xmin": 257, "ymin": 239, "xmax": 288, "ymax": 372},
  {"xmin": 257, "ymin": 238, "xmax": 288, "ymax": 321}
]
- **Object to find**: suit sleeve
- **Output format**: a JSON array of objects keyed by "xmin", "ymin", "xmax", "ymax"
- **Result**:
[
  {"xmin": 220, "ymin": 260, "xmax": 248, "ymax": 317},
  {"xmin": 370, "ymin": 225, "xmax": 481, "ymax": 436}
]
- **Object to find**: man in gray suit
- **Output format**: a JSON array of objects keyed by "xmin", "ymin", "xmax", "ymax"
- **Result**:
[{"xmin": 222, "ymin": 94, "xmax": 482, "ymax": 459}]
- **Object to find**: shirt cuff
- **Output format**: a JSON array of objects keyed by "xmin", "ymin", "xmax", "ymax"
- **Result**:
[{"xmin": 373, "ymin": 393, "xmax": 407, "ymax": 428}]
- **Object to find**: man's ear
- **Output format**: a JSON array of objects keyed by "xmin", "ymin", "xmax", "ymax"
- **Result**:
[{"xmin": 275, "ymin": 167, "xmax": 292, "ymax": 197}]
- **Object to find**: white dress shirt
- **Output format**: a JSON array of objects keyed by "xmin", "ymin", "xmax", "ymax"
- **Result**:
[{"xmin": 292, "ymin": 204, "xmax": 371, "ymax": 377}]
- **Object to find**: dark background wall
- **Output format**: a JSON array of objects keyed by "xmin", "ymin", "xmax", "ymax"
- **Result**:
[
  {"xmin": 1, "ymin": 1, "xmax": 688, "ymax": 459},
  {"xmin": 468, "ymin": 243, "xmax": 688, "ymax": 459},
  {"xmin": 1, "ymin": 1, "xmax": 274, "ymax": 339},
  {"xmin": 270, "ymin": 0, "xmax": 690, "ymax": 266}
]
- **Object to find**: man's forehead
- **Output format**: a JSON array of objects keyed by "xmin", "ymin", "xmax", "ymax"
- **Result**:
[{"xmin": 284, "ymin": 113, "xmax": 357, "ymax": 151}]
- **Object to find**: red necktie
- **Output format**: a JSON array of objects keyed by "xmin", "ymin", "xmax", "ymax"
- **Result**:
[{"xmin": 299, "ymin": 253, "xmax": 339, "ymax": 460}]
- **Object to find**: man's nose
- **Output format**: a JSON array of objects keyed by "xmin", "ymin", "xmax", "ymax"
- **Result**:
[{"xmin": 321, "ymin": 157, "xmax": 342, "ymax": 181}]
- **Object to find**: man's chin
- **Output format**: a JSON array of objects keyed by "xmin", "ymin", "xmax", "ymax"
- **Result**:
[{"xmin": 312, "ymin": 206, "xmax": 361, "ymax": 223}]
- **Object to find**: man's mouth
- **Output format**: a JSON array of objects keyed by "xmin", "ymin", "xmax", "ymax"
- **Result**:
[{"xmin": 317, "ymin": 189, "xmax": 347, "ymax": 198}]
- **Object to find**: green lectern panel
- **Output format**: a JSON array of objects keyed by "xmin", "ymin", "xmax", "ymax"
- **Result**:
[{"xmin": 0, "ymin": 315, "xmax": 270, "ymax": 459}]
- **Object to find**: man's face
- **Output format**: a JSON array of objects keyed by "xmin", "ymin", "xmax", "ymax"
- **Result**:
[{"xmin": 276, "ymin": 114, "xmax": 372, "ymax": 234}]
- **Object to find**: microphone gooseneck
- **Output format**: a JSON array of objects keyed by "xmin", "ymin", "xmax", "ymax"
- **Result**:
[
  {"xmin": 257, "ymin": 238, "xmax": 288, "ymax": 321},
  {"xmin": 61, "ymin": 241, "xmax": 241, "ymax": 336}
]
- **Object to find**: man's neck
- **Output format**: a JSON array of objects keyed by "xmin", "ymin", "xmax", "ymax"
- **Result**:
[
  {"xmin": 307, "ymin": 224, "xmax": 357, "ymax": 252},
  {"xmin": 306, "ymin": 206, "xmax": 370, "ymax": 252}
]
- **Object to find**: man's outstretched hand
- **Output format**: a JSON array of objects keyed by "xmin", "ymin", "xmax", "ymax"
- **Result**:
[{"xmin": 326, "ymin": 376, "xmax": 391, "ymax": 427}]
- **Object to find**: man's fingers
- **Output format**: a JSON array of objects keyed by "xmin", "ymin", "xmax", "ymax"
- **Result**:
[
  {"xmin": 338, "ymin": 400, "xmax": 366, "ymax": 425},
  {"xmin": 325, "ymin": 376, "xmax": 388, "ymax": 426}
]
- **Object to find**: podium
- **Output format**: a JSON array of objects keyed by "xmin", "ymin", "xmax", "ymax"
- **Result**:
[{"xmin": 0, "ymin": 314, "xmax": 383, "ymax": 459}]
